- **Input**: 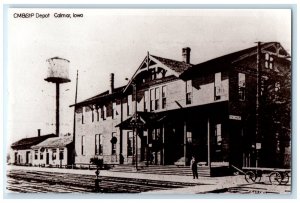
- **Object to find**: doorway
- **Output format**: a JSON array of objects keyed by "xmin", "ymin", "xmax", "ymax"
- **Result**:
[
  {"xmin": 26, "ymin": 151, "xmax": 30, "ymax": 164},
  {"xmin": 46, "ymin": 152, "xmax": 49, "ymax": 165}
]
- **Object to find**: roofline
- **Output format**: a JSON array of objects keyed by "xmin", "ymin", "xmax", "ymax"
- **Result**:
[
  {"xmin": 69, "ymin": 85, "xmax": 126, "ymax": 107},
  {"xmin": 181, "ymin": 42, "xmax": 288, "ymax": 78},
  {"xmin": 123, "ymin": 55, "xmax": 148, "ymax": 93}
]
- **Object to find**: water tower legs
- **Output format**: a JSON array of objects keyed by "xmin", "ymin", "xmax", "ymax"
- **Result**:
[{"xmin": 56, "ymin": 83, "xmax": 60, "ymax": 137}]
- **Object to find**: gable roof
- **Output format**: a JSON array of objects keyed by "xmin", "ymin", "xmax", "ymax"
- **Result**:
[
  {"xmin": 31, "ymin": 136, "xmax": 73, "ymax": 149},
  {"xmin": 11, "ymin": 134, "xmax": 56, "ymax": 150},
  {"xmin": 123, "ymin": 54, "xmax": 193, "ymax": 92},
  {"xmin": 115, "ymin": 111, "xmax": 166, "ymax": 130},
  {"xmin": 150, "ymin": 55, "xmax": 193, "ymax": 75},
  {"xmin": 181, "ymin": 42, "xmax": 290, "ymax": 78}
]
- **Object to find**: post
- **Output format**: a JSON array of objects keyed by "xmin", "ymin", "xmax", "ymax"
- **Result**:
[
  {"xmin": 146, "ymin": 128, "xmax": 150, "ymax": 166},
  {"xmin": 120, "ymin": 98, "xmax": 123, "ymax": 164},
  {"xmin": 132, "ymin": 82, "xmax": 138, "ymax": 170},
  {"xmin": 95, "ymin": 168, "xmax": 100, "ymax": 192},
  {"xmin": 183, "ymin": 121, "xmax": 187, "ymax": 166},
  {"xmin": 162, "ymin": 124, "xmax": 165, "ymax": 165},
  {"xmin": 56, "ymin": 83, "xmax": 60, "ymax": 137},
  {"xmin": 207, "ymin": 118, "xmax": 211, "ymax": 169},
  {"xmin": 255, "ymin": 42, "xmax": 262, "ymax": 167},
  {"xmin": 73, "ymin": 70, "xmax": 78, "ymax": 164}
]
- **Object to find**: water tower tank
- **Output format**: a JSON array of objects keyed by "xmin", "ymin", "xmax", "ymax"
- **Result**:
[{"xmin": 45, "ymin": 57, "xmax": 71, "ymax": 83}]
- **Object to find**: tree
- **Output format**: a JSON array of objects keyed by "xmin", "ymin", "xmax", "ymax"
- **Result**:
[{"xmin": 260, "ymin": 68, "xmax": 291, "ymax": 168}]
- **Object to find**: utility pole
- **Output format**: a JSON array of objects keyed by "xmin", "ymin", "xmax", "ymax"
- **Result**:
[
  {"xmin": 133, "ymin": 82, "xmax": 138, "ymax": 170},
  {"xmin": 72, "ymin": 70, "xmax": 79, "ymax": 164},
  {"xmin": 255, "ymin": 42, "xmax": 262, "ymax": 167}
]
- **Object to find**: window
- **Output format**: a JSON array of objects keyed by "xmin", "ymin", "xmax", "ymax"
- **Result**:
[
  {"xmin": 150, "ymin": 89, "xmax": 155, "ymax": 111},
  {"xmin": 187, "ymin": 132, "xmax": 192, "ymax": 143},
  {"xmin": 96, "ymin": 108, "xmax": 100, "ymax": 121},
  {"xmin": 214, "ymin": 72, "xmax": 222, "ymax": 100},
  {"xmin": 81, "ymin": 108, "xmax": 84, "ymax": 124},
  {"xmin": 95, "ymin": 134, "xmax": 99, "ymax": 155},
  {"xmin": 186, "ymin": 80, "xmax": 192, "ymax": 104},
  {"xmin": 102, "ymin": 105, "xmax": 107, "ymax": 120},
  {"xmin": 215, "ymin": 124, "xmax": 222, "ymax": 146},
  {"xmin": 162, "ymin": 86, "xmax": 167, "ymax": 109},
  {"xmin": 112, "ymin": 102, "xmax": 116, "ymax": 119},
  {"xmin": 92, "ymin": 109, "xmax": 94, "ymax": 122},
  {"xmin": 152, "ymin": 128, "xmax": 161, "ymax": 140},
  {"xmin": 265, "ymin": 53, "xmax": 274, "ymax": 69},
  {"xmin": 151, "ymin": 129, "xmax": 156, "ymax": 140},
  {"xmin": 155, "ymin": 87, "xmax": 160, "ymax": 110},
  {"xmin": 59, "ymin": 149, "xmax": 64, "ymax": 160},
  {"xmin": 111, "ymin": 132, "xmax": 117, "ymax": 155},
  {"xmin": 95, "ymin": 134, "xmax": 103, "ymax": 155},
  {"xmin": 127, "ymin": 95, "xmax": 132, "ymax": 116},
  {"xmin": 144, "ymin": 90, "xmax": 148, "ymax": 112},
  {"xmin": 34, "ymin": 150, "xmax": 38, "ymax": 160},
  {"xmin": 156, "ymin": 68, "xmax": 164, "ymax": 79},
  {"xmin": 40, "ymin": 150, "xmax": 43, "ymax": 160},
  {"xmin": 52, "ymin": 149, "xmax": 57, "ymax": 160},
  {"xmin": 127, "ymin": 131, "xmax": 133, "ymax": 156},
  {"xmin": 151, "ymin": 69, "xmax": 156, "ymax": 80},
  {"xmin": 238, "ymin": 73, "xmax": 246, "ymax": 101},
  {"xmin": 81, "ymin": 135, "xmax": 85, "ymax": 155}
]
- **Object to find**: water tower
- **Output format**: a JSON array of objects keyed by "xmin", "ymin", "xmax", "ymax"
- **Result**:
[{"xmin": 45, "ymin": 57, "xmax": 71, "ymax": 137}]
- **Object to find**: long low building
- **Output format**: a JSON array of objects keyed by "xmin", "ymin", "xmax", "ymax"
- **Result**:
[
  {"xmin": 31, "ymin": 136, "xmax": 73, "ymax": 167},
  {"xmin": 70, "ymin": 42, "xmax": 291, "ymax": 174},
  {"xmin": 10, "ymin": 130, "xmax": 56, "ymax": 165}
]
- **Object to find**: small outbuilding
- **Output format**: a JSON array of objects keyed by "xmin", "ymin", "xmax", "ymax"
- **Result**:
[
  {"xmin": 10, "ymin": 130, "xmax": 55, "ymax": 166},
  {"xmin": 31, "ymin": 136, "xmax": 73, "ymax": 167}
]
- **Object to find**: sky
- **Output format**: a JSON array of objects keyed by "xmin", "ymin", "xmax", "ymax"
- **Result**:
[{"xmin": 7, "ymin": 8, "xmax": 291, "ymax": 145}]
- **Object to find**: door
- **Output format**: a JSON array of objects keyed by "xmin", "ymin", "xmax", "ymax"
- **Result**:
[
  {"xmin": 46, "ymin": 152, "xmax": 49, "ymax": 165},
  {"xmin": 14, "ymin": 152, "xmax": 18, "ymax": 164},
  {"xmin": 229, "ymin": 121, "xmax": 243, "ymax": 167},
  {"xmin": 26, "ymin": 151, "xmax": 30, "ymax": 164}
]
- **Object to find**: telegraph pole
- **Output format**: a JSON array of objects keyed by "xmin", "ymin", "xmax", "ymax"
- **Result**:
[
  {"xmin": 72, "ymin": 70, "xmax": 79, "ymax": 164},
  {"xmin": 255, "ymin": 42, "xmax": 262, "ymax": 167},
  {"xmin": 133, "ymin": 82, "xmax": 138, "ymax": 170}
]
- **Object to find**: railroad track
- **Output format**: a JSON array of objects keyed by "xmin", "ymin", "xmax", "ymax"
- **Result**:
[{"xmin": 6, "ymin": 169, "xmax": 199, "ymax": 193}]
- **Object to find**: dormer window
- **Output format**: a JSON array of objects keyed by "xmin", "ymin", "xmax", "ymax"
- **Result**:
[
  {"xmin": 151, "ymin": 69, "xmax": 156, "ymax": 80},
  {"xmin": 265, "ymin": 53, "xmax": 274, "ymax": 69}
]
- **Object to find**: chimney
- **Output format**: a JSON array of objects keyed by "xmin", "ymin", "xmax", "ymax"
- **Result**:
[
  {"xmin": 110, "ymin": 73, "xmax": 114, "ymax": 94},
  {"xmin": 37, "ymin": 129, "xmax": 41, "ymax": 137},
  {"xmin": 182, "ymin": 47, "xmax": 191, "ymax": 64}
]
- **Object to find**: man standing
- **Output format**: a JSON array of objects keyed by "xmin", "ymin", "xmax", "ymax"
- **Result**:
[{"xmin": 190, "ymin": 156, "xmax": 198, "ymax": 179}]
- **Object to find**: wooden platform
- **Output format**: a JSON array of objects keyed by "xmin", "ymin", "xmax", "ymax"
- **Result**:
[{"xmin": 110, "ymin": 164, "xmax": 231, "ymax": 177}]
